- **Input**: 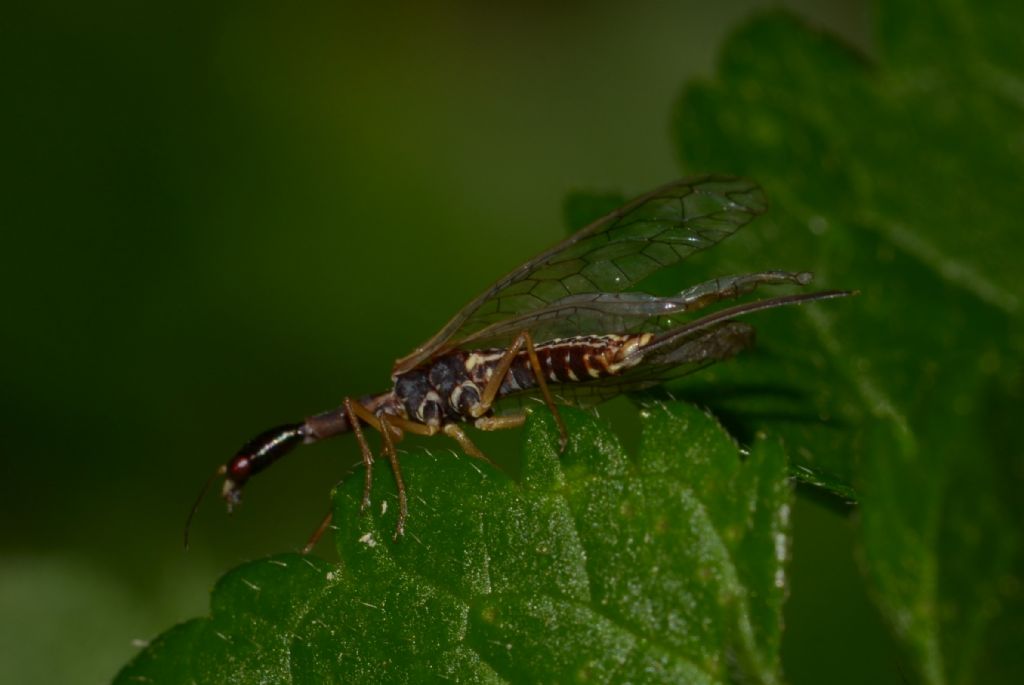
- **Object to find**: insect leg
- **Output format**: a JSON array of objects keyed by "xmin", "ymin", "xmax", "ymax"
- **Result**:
[
  {"xmin": 442, "ymin": 423, "xmax": 497, "ymax": 467},
  {"xmin": 376, "ymin": 412, "xmax": 496, "ymax": 471},
  {"xmin": 474, "ymin": 413, "xmax": 527, "ymax": 431},
  {"xmin": 299, "ymin": 397, "xmax": 385, "ymax": 555},
  {"xmin": 378, "ymin": 414, "xmax": 408, "ymax": 539},
  {"xmin": 302, "ymin": 508, "xmax": 335, "ymax": 555},
  {"xmin": 312, "ymin": 405, "xmax": 411, "ymax": 544},
  {"xmin": 376, "ymin": 413, "xmax": 440, "ymax": 438},
  {"xmin": 475, "ymin": 330, "xmax": 569, "ymax": 452},
  {"xmin": 344, "ymin": 397, "xmax": 379, "ymax": 511}
]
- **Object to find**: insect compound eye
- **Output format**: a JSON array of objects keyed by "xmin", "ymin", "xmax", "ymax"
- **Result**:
[{"xmin": 227, "ymin": 454, "xmax": 252, "ymax": 482}]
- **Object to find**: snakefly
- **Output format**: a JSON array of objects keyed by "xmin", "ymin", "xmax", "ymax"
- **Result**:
[{"xmin": 185, "ymin": 176, "xmax": 852, "ymax": 550}]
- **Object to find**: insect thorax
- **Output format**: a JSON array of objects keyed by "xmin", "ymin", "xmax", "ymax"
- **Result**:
[{"xmin": 393, "ymin": 334, "xmax": 652, "ymax": 427}]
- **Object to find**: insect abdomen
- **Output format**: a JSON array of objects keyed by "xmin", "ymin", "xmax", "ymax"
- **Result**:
[{"xmin": 483, "ymin": 334, "xmax": 651, "ymax": 399}]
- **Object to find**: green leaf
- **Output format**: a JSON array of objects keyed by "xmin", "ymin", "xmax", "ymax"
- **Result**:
[
  {"xmin": 672, "ymin": 5, "xmax": 1023, "ymax": 684},
  {"xmin": 117, "ymin": 404, "xmax": 792, "ymax": 684}
]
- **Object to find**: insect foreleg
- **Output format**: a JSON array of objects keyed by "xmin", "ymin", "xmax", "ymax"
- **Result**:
[
  {"xmin": 299, "ymin": 397, "xmax": 380, "ymax": 555},
  {"xmin": 345, "ymin": 400, "xmax": 418, "ymax": 539},
  {"xmin": 378, "ymin": 414, "xmax": 408, "ymax": 539},
  {"xmin": 344, "ymin": 398, "xmax": 380, "ymax": 511},
  {"xmin": 475, "ymin": 330, "xmax": 569, "ymax": 452},
  {"xmin": 303, "ymin": 408, "xmax": 413, "ymax": 549}
]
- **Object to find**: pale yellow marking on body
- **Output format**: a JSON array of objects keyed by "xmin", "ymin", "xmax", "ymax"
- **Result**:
[
  {"xmin": 466, "ymin": 352, "xmax": 502, "ymax": 372},
  {"xmin": 608, "ymin": 333, "xmax": 655, "ymax": 373}
]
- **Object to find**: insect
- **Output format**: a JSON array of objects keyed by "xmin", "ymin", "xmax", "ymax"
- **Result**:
[{"xmin": 185, "ymin": 176, "xmax": 852, "ymax": 550}]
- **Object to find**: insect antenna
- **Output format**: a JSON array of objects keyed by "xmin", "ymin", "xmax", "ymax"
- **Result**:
[{"xmin": 183, "ymin": 464, "xmax": 227, "ymax": 550}]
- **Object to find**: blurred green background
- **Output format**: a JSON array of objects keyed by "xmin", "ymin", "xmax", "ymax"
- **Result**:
[{"xmin": 3, "ymin": 1, "xmax": 902, "ymax": 683}]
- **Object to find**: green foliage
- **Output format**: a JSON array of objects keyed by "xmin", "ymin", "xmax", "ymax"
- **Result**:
[
  {"xmin": 116, "ymin": 2, "xmax": 1023, "ymax": 683},
  {"xmin": 672, "ymin": 4, "xmax": 1023, "ymax": 684},
  {"xmin": 117, "ymin": 406, "xmax": 792, "ymax": 684}
]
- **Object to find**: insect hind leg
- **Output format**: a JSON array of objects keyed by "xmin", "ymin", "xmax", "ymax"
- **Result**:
[{"xmin": 473, "ymin": 330, "xmax": 569, "ymax": 452}]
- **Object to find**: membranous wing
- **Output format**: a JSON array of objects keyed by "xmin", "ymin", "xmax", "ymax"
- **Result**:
[
  {"xmin": 453, "ymin": 271, "xmax": 811, "ymax": 350},
  {"xmin": 393, "ymin": 176, "xmax": 766, "ymax": 375},
  {"xmin": 492, "ymin": 287, "xmax": 851, "ymax": 410}
]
